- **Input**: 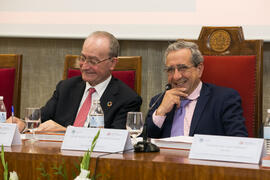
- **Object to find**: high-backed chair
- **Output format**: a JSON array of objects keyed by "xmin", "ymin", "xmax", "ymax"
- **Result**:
[
  {"xmin": 63, "ymin": 55, "xmax": 142, "ymax": 95},
  {"xmin": 0, "ymin": 54, "xmax": 22, "ymax": 117},
  {"xmin": 180, "ymin": 26, "xmax": 263, "ymax": 137}
]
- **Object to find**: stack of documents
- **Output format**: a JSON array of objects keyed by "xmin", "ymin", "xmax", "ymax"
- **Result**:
[
  {"xmin": 21, "ymin": 131, "xmax": 65, "ymax": 142},
  {"xmin": 152, "ymin": 136, "xmax": 193, "ymax": 150}
]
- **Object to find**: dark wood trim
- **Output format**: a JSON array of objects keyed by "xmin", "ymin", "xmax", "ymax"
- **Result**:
[
  {"xmin": 0, "ymin": 54, "xmax": 22, "ymax": 116},
  {"xmin": 178, "ymin": 26, "xmax": 263, "ymax": 137}
]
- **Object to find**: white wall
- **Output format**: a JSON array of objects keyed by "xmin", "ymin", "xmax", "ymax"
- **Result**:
[{"xmin": 0, "ymin": 0, "xmax": 269, "ymax": 40}]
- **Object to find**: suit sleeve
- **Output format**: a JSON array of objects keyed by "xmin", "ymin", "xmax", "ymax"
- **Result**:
[
  {"xmin": 146, "ymin": 94, "xmax": 165, "ymax": 138},
  {"xmin": 40, "ymin": 81, "xmax": 63, "ymax": 122},
  {"xmin": 221, "ymin": 90, "xmax": 248, "ymax": 137}
]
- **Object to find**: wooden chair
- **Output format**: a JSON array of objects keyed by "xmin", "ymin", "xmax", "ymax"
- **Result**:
[
  {"xmin": 0, "ymin": 54, "xmax": 22, "ymax": 117},
  {"xmin": 63, "ymin": 55, "xmax": 142, "ymax": 95},
  {"xmin": 180, "ymin": 26, "xmax": 263, "ymax": 137}
]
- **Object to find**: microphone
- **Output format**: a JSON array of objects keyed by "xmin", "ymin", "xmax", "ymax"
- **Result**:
[
  {"xmin": 149, "ymin": 84, "xmax": 171, "ymax": 110},
  {"xmin": 134, "ymin": 84, "xmax": 172, "ymax": 152}
]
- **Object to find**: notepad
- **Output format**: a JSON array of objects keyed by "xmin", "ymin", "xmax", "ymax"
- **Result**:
[{"xmin": 152, "ymin": 136, "xmax": 193, "ymax": 150}]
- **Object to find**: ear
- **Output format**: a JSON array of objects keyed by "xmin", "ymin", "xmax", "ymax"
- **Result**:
[
  {"xmin": 109, "ymin": 57, "xmax": 118, "ymax": 71},
  {"xmin": 197, "ymin": 63, "xmax": 204, "ymax": 78}
]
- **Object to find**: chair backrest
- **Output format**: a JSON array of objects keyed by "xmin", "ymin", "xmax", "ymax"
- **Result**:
[
  {"xmin": 0, "ymin": 54, "xmax": 22, "ymax": 117},
  {"xmin": 180, "ymin": 26, "xmax": 263, "ymax": 137},
  {"xmin": 63, "ymin": 55, "xmax": 142, "ymax": 95}
]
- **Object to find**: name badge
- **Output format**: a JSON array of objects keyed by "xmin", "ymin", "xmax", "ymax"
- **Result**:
[
  {"xmin": 0, "ymin": 123, "xmax": 22, "ymax": 146},
  {"xmin": 189, "ymin": 134, "xmax": 264, "ymax": 164},
  {"xmin": 61, "ymin": 126, "xmax": 133, "ymax": 152}
]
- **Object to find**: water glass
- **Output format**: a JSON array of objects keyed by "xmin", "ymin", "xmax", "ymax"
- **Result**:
[
  {"xmin": 25, "ymin": 108, "xmax": 41, "ymax": 142},
  {"xmin": 126, "ymin": 112, "xmax": 143, "ymax": 144}
]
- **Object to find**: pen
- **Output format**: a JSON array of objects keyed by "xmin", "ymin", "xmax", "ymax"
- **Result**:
[{"xmin": 11, "ymin": 105, "xmax": 14, "ymax": 123}]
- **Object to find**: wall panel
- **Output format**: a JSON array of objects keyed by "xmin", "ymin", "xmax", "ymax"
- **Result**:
[{"xmin": 0, "ymin": 38, "xmax": 269, "ymax": 126}]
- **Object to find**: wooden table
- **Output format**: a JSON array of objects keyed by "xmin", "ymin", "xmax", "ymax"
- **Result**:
[{"xmin": 1, "ymin": 140, "xmax": 270, "ymax": 180}]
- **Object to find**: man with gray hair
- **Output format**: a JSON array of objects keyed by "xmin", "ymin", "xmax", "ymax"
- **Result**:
[
  {"xmin": 146, "ymin": 41, "xmax": 248, "ymax": 138},
  {"xmin": 8, "ymin": 31, "xmax": 142, "ymax": 132}
]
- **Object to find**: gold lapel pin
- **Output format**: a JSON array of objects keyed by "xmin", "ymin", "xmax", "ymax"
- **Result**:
[{"xmin": 107, "ymin": 101, "xmax": 113, "ymax": 107}]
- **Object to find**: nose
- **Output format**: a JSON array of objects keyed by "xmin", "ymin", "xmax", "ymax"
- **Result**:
[
  {"xmin": 172, "ymin": 68, "xmax": 182, "ymax": 80},
  {"xmin": 80, "ymin": 63, "xmax": 95, "ymax": 73},
  {"xmin": 80, "ymin": 61, "xmax": 93, "ymax": 68}
]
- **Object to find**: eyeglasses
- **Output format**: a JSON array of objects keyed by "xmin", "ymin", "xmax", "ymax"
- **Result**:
[
  {"xmin": 78, "ymin": 55, "xmax": 112, "ymax": 65},
  {"xmin": 164, "ymin": 64, "xmax": 194, "ymax": 74}
]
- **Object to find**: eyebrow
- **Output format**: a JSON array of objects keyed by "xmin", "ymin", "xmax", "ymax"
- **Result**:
[
  {"xmin": 80, "ymin": 54, "xmax": 99, "ymax": 60},
  {"xmin": 165, "ymin": 64, "xmax": 189, "ymax": 67}
]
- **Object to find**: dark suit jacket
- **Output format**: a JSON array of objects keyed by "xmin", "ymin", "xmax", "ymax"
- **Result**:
[
  {"xmin": 146, "ymin": 83, "xmax": 248, "ymax": 138},
  {"xmin": 41, "ymin": 76, "xmax": 142, "ymax": 129}
]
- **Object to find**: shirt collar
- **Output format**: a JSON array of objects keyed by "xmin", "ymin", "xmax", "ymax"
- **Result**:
[
  {"xmin": 188, "ymin": 81, "xmax": 202, "ymax": 100},
  {"xmin": 85, "ymin": 75, "xmax": 112, "ymax": 98}
]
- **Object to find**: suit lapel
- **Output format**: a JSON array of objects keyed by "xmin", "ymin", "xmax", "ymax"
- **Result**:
[
  {"xmin": 189, "ymin": 83, "xmax": 211, "ymax": 136},
  {"xmin": 70, "ymin": 78, "xmax": 86, "ymax": 123},
  {"xmin": 100, "ymin": 77, "xmax": 119, "ymax": 120}
]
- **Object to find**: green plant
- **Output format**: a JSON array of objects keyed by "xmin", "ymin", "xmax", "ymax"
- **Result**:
[
  {"xmin": 78, "ymin": 129, "xmax": 101, "ymax": 178},
  {"xmin": 1, "ymin": 145, "xmax": 8, "ymax": 180},
  {"xmin": 37, "ymin": 129, "xmax": 101, "ymax": 180},
  {"xmin": 37, "ymin": 163, "xmax": 50, "ymax": 180},
  {"xmin": 53, "ymin": 161, "xmax": 68, "ymax": 180},
  {"xmin": 84, "ymin": 129, "xmax": 100, "ymax": 170}
]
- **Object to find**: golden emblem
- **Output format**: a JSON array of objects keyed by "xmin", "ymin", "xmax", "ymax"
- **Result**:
[
  {"xmin": 107, "ymin": 101, "xmax": 112, "ymax": 107},
  {"xmin": 209, "ymin": 30, "xmax": 231, "ymax": 52}
]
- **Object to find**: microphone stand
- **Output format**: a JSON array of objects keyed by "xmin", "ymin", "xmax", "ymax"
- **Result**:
[
  {"xmin": 134, "ymin": 84, "xmax": 172, "ymax": 153},
  {"xmin": 134, "ymin": 110, "xmax": 160, "ymax": 152}
]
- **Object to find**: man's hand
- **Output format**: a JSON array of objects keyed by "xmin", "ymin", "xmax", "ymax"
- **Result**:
[
  {"xmin": 37, "ymin": 120, "xmax": 66, "ymax": 132},
  {"xmin": 6, "ymin": 116, "xmax": 26, "ymax": 133},
  {"xmin": 156, "ymin": 88, "xmax": 188, "ymax": 116}
]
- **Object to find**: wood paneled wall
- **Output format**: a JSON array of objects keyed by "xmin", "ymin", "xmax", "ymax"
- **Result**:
[{"xmin": 0, "ymin": 37, "xmax": 270, "ymax": 126}]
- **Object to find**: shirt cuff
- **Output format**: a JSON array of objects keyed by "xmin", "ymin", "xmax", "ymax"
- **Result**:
[{"xmin": 152, "ymin": 109, "xmax": 166, "ymax": 128}]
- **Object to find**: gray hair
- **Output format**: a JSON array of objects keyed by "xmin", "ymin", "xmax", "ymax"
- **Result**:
[
  {"xmin": 88, "ymin": 31, "xmax": 120, "ymax": 58},
  {"xmin": 164, "ymin": 41, "xmax": 203, "ymax": 66}
]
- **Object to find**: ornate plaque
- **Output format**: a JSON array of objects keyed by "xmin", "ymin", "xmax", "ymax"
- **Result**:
[{"xmin": 209, "ymin": 30, "xmax": 231, "ymax": 52}]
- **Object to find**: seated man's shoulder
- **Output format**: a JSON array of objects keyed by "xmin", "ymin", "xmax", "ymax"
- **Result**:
[
  {"xmin": 57, "ymin": 76, "xmax": 83, "ymax": 88},
  {"xmin": 112, "ymin": 78, "xmax": 140, "ymax": 97},
  {"xmin": 111, "ymin": 78, "xmax": 142, "ymax": 105},
  {"xmin": 205, "ymin": 83, "xmax": 240, "ymax": 96}
]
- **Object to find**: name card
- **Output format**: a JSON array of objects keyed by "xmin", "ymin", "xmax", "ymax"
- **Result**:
[
  {"xmin": 0, "ymin": 123, "xmax": 22, "ymax": 146},
  {"xmin": 61, "ymin": 126, "xmax": 133, "ymax": 152},
  {"xmin": 189, "ymin": 134, "xmax": 264, "ymax": 164}
]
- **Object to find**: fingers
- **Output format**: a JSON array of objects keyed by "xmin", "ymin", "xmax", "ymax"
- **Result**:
[
  {"xmin": 6, "ymin": 117, "xmax": 26, "ymax": 133},
  {"xmin": 37, "ymin": 120, "xmax": 66, "ymax": 132},
  {"xmin": 156, "ymin": 88, "xmax": 188, "ymax": 116},
  {"xmin": 6, "ymin": 116, "xmax": 20, "ymax": 123},
  {"xmin": 170, "ymin": 88, "xmax": 188, "ymax": 98},
  {"xmin": 37, "ymin": 120, "xmax": 54, "ymax": 131},
  {"xmin": 6, "ymin": 117, "xmax": 13, "ymax": 123},
  {"xmin": 37, "ymin": 123, "xmax": 47, "ymax": 131},
  {"xmin": 18, "ymin": 120, "xmax": 26, "ymax": 133}
]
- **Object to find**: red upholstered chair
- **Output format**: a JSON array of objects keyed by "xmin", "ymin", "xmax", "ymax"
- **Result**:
[
  {"xmin": 63, "ymin": 55, "xmax": 142, "ymax": 95},
  {"xmin": 180, "ymin": 26, "xmax": 263, "ymax": 137},
  {"xmin": 0, "ymin": 54, "xmax": 22, "ymax": 117}
]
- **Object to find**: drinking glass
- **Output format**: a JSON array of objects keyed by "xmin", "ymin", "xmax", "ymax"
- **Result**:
[
  {"xmin": 25, "ymin": 108, "xmax": 41, "ymax": 142},
  {"xmin": 126, "ymin": 112, "xmax": 143, "ymax": 144}
]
